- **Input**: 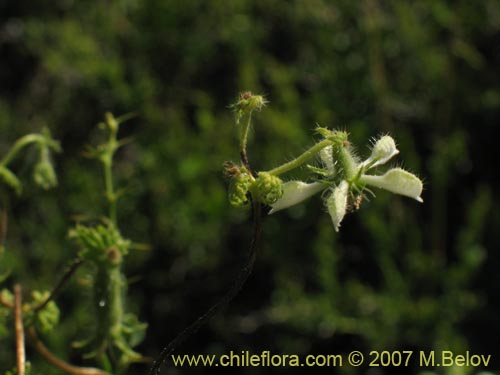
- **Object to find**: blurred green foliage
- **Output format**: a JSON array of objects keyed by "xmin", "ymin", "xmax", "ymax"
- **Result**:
[{"xmin": 1, "ymin": 0, "xmax": 499, "ymax": 374}]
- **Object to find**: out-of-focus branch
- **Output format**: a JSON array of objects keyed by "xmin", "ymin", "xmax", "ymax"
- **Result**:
[
  {"xmin": 33, "ymin": 258, "xmax": 85, "ymax": 312},
  {"xmin": 27, "ymin": 327, "xmax": 111, "ymax": 375},
  {"xmin": 0, "ymin": 291, "xmax": 14, "ymax": 308},
  {"xmin": 14, "ymin": 284, "xmax": 25, "ymax": 375}
]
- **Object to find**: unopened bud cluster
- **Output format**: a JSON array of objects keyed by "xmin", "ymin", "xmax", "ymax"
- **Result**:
[
  {"xmin": 226, "ymin": 166, "xmax": 284, "ymax": 207},
  {"xmin": 230, "ymin": 91, "xmax": 268, "ymax": 124}
]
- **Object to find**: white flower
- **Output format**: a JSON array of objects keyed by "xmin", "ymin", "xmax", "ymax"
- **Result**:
[
  {"xmin": 269, "ymin": 181, "xmax": 325, "ymax": 214},
  {"xmin": 268, "ymin": 134, "xmax": 423, "ymax": 231},
  {"xmin": 355, "ymin": 136, "xmax": 422, "ymax": 203}
]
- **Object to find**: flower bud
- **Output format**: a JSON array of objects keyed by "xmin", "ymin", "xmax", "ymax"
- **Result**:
[
  {"xmin": 253, "ymin": 172, "xmax": 283, "ymax": 205},
  {"xmin": 316, "ymin": 128, "xmax": 348, "ymax": 147},
  {"xmin": 228, "ymin": 172, "xmax": 252, "ymax": 207},
  {"xmin": 361, "ymin": 135, "xmax": 399, "ymax": 169},
  {"xmin": 230, "ymin": 92, "xmax": 267, "ymax": 123},
  {"xmin": 105, "ymin": 112, "xmax": 119, "ymax": 134},
  {"xmin": 33, "ymin": 148, "xmax": 58, "ymax": 190}
]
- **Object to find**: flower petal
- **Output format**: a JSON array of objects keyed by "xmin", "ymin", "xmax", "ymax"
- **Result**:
[
  {"xmin": 360, "ymin": 168, "xmax": 423, "ymax": 202},
  {"xmin": 361, "ymin": 135, "xmax": 399, "ymax": 169},
  {"xmin": 269, "ymin": 181, "xmax": 325, "ymax": 214},
  {"xmin": 326, "ymin": 180, "xmax": 349, "ymax": 232},
  {"xmin": 319, "ymin": 145, "xmax": 335, "ymax": 175}
]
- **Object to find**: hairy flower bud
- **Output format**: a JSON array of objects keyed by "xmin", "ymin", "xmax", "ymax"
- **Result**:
[
  {"xmin": 360, "ymin": 135, "xmax": 399, "ymax": 169},
  {"xmin": 228, "ymin": 171, "xmax": 252, "ymax": 207},
  {"xmin": 253, "ymin": 172, "xmax": 283, "ymax": 205},
  {"xmin": 230, "ymin": 92, "xmax": 268, "ymax": 123}
]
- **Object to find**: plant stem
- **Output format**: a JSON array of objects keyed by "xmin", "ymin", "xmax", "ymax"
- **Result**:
[
  {"xmin": 240, "ymin": 112, "xmax": 252, "ymax": 172},
  {"xmin": 27, "ymin": 328, "xmax": 111, "ymax": 375},
  {"xmin": 33, "ymin": 258, "xmax": 85, "ymax": 313},
  {"xmin": 267, "ymin": 138, "xmax": 333, "ymax": 176},
  {"xmin": 0, "ymin": 134, "xmax": 42, "ymax": 167},
  {"xmin": 148, "ymin": 200, "xmax": 263, "ymax": 375},
  {"xmin": 103, "ymin": 157, "xmax": 117, "ymax": 225},
  {"xmin": 14, "ymin": 284, "xmax": 25, "ymax": 375}
]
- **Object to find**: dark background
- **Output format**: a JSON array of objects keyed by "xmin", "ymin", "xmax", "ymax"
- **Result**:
[{"xmin": 1, "ymin": 1, "xmax": 499, "ymax": 374}]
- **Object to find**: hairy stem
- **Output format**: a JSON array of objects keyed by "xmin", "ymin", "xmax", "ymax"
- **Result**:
[
  {"xmin": 147, "ymin": 200, "xmax": 263, "ymax": 375},
  {"xmin": 267, "ymin": 138, "xmax": 333, "ymax": 176},
  {"xmin": 239, "ymin": 112, "xmax": 252, "ymax": 171},
  {"xmin": 94, "ymin": 265, "xmax": 125, "ymax": 348},
  {"xmin": 14, "ymin": 284, "xmax": 25, "ymax": 375},
  {"xmin": 27, "ymin": 328, "xmax": 111, "ymax": 375}
]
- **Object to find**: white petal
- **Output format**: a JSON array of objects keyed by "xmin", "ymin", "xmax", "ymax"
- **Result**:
[
  {"xmin": 326, "ymin": 180, "xmax": 349, "ymax": 232},
  {"xmin": 361, "ymin": 135, "xmax": 399, "ymax": 169},
  {"xmin": 269, "ymin": 181, "xmax": 325, "ymax": 214},
  {"xmin": 360, "ymin": 168, "xmax": 423, "ymax": 202},
  {"xmin": 319, "ymin": 145, "xmax": 335, "ymax": 175}
]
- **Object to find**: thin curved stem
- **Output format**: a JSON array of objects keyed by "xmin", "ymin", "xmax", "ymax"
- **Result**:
[
  {"xmin": 0, "ymin": 134, "xmax": 43, "ymax": 167},
  {"xmin": 147, "ymin": 200, "xmax": 263, "ymax": 375},
  {"xmin": 27, "ymin": 328, "xmax": 110, "ymax": 375},
  {"xmin": 33, "ymin": 258, "xmax": 85, "ymax": 313}
]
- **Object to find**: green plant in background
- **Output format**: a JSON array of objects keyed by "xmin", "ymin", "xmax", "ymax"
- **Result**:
[
  {"xmin": 69, "ymin": 113, "xmax": 147, "ymax": 372},
  {"xmin": 1, "ymin": 1, "xmax": 499, "ymax": 374},
  {"xmin": 0, "ymin": 128, "xmax": 64, "ymax": 375},
  {"xmin": 0, "ymin": 128, "xmax": 60, "ymax": 196},
  {"xmin": 0, "ymin": 127, "xmax": 60, "ymax": 274},
  {"xmin": 0, "ymin": 114, "xmax": 145, "ymax": 375}
]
